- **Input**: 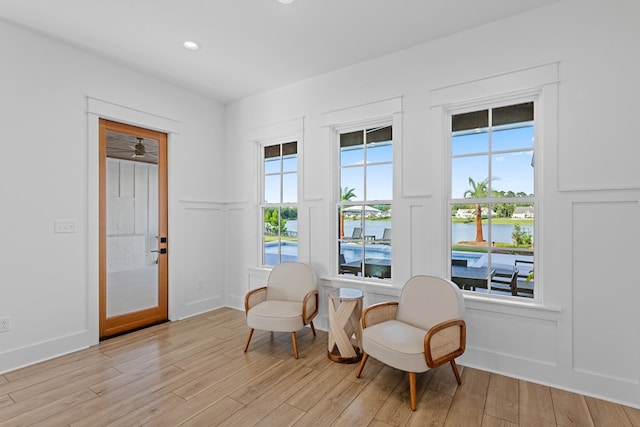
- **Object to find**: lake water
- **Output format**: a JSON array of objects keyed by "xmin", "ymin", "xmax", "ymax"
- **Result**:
[
  {"xmin": 452, "ymin": 223, "xmax": 533, "ymax": 244},
  {"xmin": 284, "ymin": 219, "xmax": 532, "ymax": 244}
]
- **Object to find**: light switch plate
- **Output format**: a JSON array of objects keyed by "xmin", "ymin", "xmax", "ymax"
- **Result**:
[{"xmin": 54, "ymin": 220, "xmax": 77, "ymax": 233}]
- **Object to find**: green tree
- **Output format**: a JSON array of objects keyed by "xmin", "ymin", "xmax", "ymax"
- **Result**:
[
  {"xmin": 280, "ymin": 207, "xmax": 298, "ymax": 220},
  {"xmin": 511, "ymin": 223, "xmax": 532, "ymax": 247},
  {"xmin": 341, "ymin": 187, "xmax": 356, "ymax": 201},
  {"xmin": 264, "ymin": 208, "xmax": 287, "ymax": 236},
  {"xmin": 463, "ymin": 177, "xmax": 489, "ymax": 242},
  {"xmin": 494, "ymin": 202, "xmax": 515, "ymax": 218}
]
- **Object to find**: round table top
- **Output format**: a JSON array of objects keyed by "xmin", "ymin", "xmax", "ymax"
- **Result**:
[{"xmin": 329, "ymin": 287, "xmax": 364, "ymax": 301}]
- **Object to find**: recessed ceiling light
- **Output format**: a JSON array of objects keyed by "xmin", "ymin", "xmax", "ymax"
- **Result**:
[
  {"xmin": 183, "ymin": 40, "xmax": 200, "ymax": 50},
  {"xmin": 279, "ymin": 0, "xmax": 294, "ymax": 3}
]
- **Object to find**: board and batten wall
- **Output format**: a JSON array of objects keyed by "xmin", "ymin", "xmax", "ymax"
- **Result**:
[
  {"xmin": 224, "ymin": 0, "xmax": 640, "ymax": 408},
  {"xmin": 0, "ymin": 0, "xmax": 638, "ymax": 410}
]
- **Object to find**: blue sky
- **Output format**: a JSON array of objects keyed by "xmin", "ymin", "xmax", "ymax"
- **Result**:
[
  {"xmin": 265, "ymin": 126, "xmax": 533, "ymax": 204},
  {"xmin": 264, "ymin": 154, "xmax": 297, "ymax": 203},
  {"xmin": 340, "ymin": 141, "xmax": 392, "ymax": 201},
  {"xmin": 451, "ymin": 125, "xmax": 534, "ymax": 198}
]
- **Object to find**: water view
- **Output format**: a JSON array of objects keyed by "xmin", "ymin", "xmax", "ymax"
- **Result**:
[
  {"xmin": 283, "ymin": 219, "xmax": 532, "ymax": 245},
  {"xmin": 452, "ymin": 222, "xmax": 533, "ymax": 245}
]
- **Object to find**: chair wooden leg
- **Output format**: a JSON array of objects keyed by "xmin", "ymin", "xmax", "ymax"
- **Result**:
[
  {"xmin": 291, "ymin": 332, "xmax": 299, "ymax": 359},
  {"xmin": 309, "ymin": 320, "xmax": 316, "ymax": 336},
  {"xmin": 355, "ymin": 352, "xmax": 369, "ymax": 378},
  {"xmin": 243, "ymin": 328, "xmax": 254, "ymax": 353},
  {"xmin": 409, "ymin": 372, "xmax": 417, "ymax": 411},
  {"xmin": 450, "ymin": 359, "xmax": 462, "ymax": 385}
]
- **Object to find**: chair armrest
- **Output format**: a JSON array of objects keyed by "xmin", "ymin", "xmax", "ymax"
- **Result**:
[
  {"xmin": 361, "ymin": 302, "xmax": 398, "ymax": 328},
  {"xmin": 302, "ymin": 289, "xmax": 319, "ymax": 324},
  {"xmin": 423, "ymin": 319, "xmax": 466, "ymax": 368},
  {"xmin": 244, "ymin": 286, "xmax": 267, "ymax": 314}
]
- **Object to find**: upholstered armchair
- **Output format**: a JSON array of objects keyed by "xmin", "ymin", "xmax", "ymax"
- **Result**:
[
  {"xmin": 243, "ymin": 262, "xmax": 319, "ymax": 359},
  {"xmin": 355, "ymin": 275, "xmax": 466, "ymax": 410}
]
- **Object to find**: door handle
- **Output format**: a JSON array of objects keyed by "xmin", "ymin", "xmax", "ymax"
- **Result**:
[{"xmin": 150, "ymin": 248, "xmax": 167, "ymax": 254}]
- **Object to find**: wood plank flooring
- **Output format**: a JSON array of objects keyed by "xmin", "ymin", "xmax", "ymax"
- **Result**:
[{"xmin": 0, "ymin": 307, "xmax": 638, "ymax": 426}]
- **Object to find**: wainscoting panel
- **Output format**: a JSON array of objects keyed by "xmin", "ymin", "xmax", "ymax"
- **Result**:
[
  {"xmin": 226, "ymin": 205, "xmax": 251, "ymax": 310},
  {"xmin": 176, "ymin": 202, "xmax": 226, "ymax": 317},
  {"xmin": 465, "ymin": 307, "xmax": 558, "ymax": 366},
  {"xmin": 410, "ymin": 203, "xmax": 428, "ymax": 278},
  {"xmin": 572, "ymin": 200, "xmax": 640, "ymax": 383}
]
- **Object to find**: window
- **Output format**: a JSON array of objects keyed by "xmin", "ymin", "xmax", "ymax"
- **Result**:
[
  {"xmin": 338, "ymin": 125, "xmax": 392, "ymax": 279},
  {"xmin": 262, "ymin": 141, "xmax": 298, "ymax": 266},
  {"xmin": 449, "ymin": 101, "xmax": 536, "ymax": 298}
]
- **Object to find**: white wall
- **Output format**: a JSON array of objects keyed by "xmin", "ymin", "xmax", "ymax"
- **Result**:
[
  {"xmin": 224, "ymin": 0, "xmax": 640, "ymax": 408},
  {"xmin": 0, "ymin": 19, "xmax": 226, "ymax": 372}
]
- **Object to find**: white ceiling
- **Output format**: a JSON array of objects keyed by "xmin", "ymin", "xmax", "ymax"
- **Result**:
[{"xmin": 0, "ymin": 0, "xmax": 560, "ymax": 104}]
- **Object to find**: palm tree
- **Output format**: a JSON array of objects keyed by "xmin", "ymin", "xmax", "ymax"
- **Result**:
[
  {"xmin": 463, "ymin": 177, "xmax": 489, "ymax": 243},
  {"xmin": 340, "ymin": 186, "xmax": 357, "ymax": 238},
  {"xmin": 341, "ymin": 187, "xmax": 356, "ymax": 201}
]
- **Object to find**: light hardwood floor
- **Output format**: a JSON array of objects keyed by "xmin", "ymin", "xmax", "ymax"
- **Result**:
[{"xmin": 1, "ymin": 307, "xmax": 638, "ymax": 426}]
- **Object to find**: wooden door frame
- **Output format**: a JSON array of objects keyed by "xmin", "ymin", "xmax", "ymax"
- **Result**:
[{"xmin": 99, "ymin": 119, "xmax": 168, "ymax": 338}]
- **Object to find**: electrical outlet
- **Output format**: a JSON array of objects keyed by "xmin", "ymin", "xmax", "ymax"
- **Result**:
[{"xmin": 0, "ymin": 317, "xmax": 10, "ymax": 333}]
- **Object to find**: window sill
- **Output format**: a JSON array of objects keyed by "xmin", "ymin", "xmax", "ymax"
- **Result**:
[
  {"xmin": 319, "ymin": 275, "xmax": 402, "ymax": 297},
  {"xmin": 321, "ymin": 275, "xmax": 562, "ymax": 320},
  {"xmin": 248, "ymin": 265, "xmax": 272, "ymax": 274}
]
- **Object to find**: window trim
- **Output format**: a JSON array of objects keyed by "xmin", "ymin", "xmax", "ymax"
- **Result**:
[
  {"xmin": 321, "ymin": 96, "xmax": 403, "ymax": 281},
  {"xmin": 259, "ymin": 138, "xmax": 300, "ymax": 267},
  {"xmin": 447, "ymin": 96, "xmax": 538, "ymax": 300},
  {"xmin": 431, "ymin": 62, "xmax": 559, "ymax": 307},
  {"xmin": 250, "ymin": 117, "xmax": 305, "ymax": 267},
  {"xmin": 334, "ymin": 119, "xmax": 394, "ymax": 280}
]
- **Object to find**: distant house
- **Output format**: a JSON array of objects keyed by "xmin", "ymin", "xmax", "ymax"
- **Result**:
[
  {"xmin": 456, "ymin": 207, "xmax": 495, "ymax": 218},
  {"xmin": 512, "ymin": 206, "xmax": 534, "ymax": 219},
  {"xmin": 455, "ymin": 209, "xmax": 475, "ymax": 219}
]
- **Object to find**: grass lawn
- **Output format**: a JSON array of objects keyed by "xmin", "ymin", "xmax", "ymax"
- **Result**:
[
  {"xmin": 452, "ymin": 217, "xmax": 533, "ymax": 225},
  {"xmin": 264, "ymin": 237, "xmax": 298, "ymax": 243}
]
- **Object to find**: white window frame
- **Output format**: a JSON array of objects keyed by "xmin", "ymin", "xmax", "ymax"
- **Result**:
[
  {"xmin": 431, "ymin": 62, "xmax": 559, "ymax": 308},
  {"xmin": 259, "ymin": 138, "xmax": 299, "ymax": 267},
  {"xmin": 335, "ymin": 119, "xmax": 394, "ymax": 279},
  {"xmin": 447, "ymin": 96, "xmax": 538, "ymax": 299},
  {"xmin": 321, "ymin": 96, "xmax": 403, "ymax": 282}
]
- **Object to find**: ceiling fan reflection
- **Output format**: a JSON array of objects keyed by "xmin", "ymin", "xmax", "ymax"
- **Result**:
[{"xmin": 131, "ymin": 137, "xmax": 157, "ymax": 159}]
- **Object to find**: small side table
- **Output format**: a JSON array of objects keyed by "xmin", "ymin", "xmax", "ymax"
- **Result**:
[{"xmin": 328, "ymin": 288, "xmax": 364, "ymax": 363}]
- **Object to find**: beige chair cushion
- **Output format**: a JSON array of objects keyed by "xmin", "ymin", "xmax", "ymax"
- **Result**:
[
  {"xmin": 247, "ymin": 300, "xmax": 304, "ymax": 332},
  {"xmin": 396, "ymin": 275, "xmax": 464, "ymax": 330},
  {"xmin": 267, "ymin": 262, "xmax": 316, "ymax": 302},
  {"xmin": 362, "ymin": 320, "xmax": 429, "ymax": 373},
  {"xmin": 361, "ymin": 275, "xmax": 465, "ymax": 374}
]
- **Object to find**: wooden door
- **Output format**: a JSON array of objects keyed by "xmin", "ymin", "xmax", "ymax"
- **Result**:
[{"xmin": 99, "ymin": 119, "xmax": 168, "ymax": 338}]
